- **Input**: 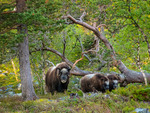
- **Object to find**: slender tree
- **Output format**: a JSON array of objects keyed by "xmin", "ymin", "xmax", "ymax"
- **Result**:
[{"xmin": 16, "ymin": 0, "xmax": 38, "ymax": 101}]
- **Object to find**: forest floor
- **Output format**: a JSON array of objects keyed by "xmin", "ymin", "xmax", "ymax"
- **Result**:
[{"xmin": 0, "ymin": 84, "xmax": 150, "ymax": 113}]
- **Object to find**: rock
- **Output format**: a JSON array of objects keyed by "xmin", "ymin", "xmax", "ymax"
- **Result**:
[
  {"xmin": 14, "ymin": 93, "xmax": 22, "ymax": 96},
  {"xmin": 0, "ymin": 89, "xmax": 3, "ymax": 92},
  {"xmin": 6, "ymin": 91, "xmax": 15, "ymax": 96},
  {"xmin": 70, "ymin": 93, "xmax": 79, "ymax": 99},
  {"xmin": 134, "ymin": 108, "xmax": 150, "ymax": 113},
  {"xmin": 17, "ymin": 83, "xmax": 22, "ymax": 90}
]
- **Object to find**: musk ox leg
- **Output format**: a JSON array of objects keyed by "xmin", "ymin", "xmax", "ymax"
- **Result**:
[
  {"xmin": 92, "ymin": 87, "xmax": 98, "ymax": 93},
  {"xmin": 57, "ymin": 85, "xmax": 63, "ymax": 92},
  {"xmin": 45, "ymin": 85, "xmax": 49, "ymax": 94},
  {"xmin": 45, "ymin": 84, "xmax": 55, "ymax": 95},
  {"xmin": 50, "ymin": 90, "xmax": 55, "ymax": 95},
  {"xmin": 50, "ymin": 86, "xmax": 56, "ymax": 95}
]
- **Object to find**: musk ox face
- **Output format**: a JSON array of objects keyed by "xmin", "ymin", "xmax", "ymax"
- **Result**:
[
  {"xmin": 57, "ymin": 68, "xmax": 70, "ymax": 83},
  {"xmin": 103, "ymin": 81, "xmax": 109, "ymax": 90},
  {"xmin": 112, "ymin": 80, "xmax": 118, "ymax": 89},
  {"xmin": 96, "ymin": 74, "xmax": 109, "ymax": 91},
  {"xmin": 107, "ymin": 74, "xmax": 120, "ymax": 91}
]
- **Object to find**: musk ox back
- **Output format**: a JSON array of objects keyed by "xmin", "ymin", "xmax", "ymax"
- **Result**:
[
  {"xmin": 80, "ymin": 74, "xmax": 109, "ymax": 95},
  {"xmin": 107, "ymin": 74, "xmax": 120, "ymax": 91},
  {"xmin": 45, "ymin": 62, "xmax": 71, "ymax": 95}
]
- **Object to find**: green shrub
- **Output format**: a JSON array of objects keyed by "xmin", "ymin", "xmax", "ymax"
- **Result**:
[{"xmin": 113, "ymin": 83, "xmax": 150, "ymax": 101}]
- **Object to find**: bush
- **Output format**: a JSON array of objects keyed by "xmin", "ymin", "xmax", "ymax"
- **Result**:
[{"xmin": 112, "ymin": 83, "xmax": 150, "ymax": 101}]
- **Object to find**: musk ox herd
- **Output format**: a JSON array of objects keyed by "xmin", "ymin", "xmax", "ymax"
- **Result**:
[{"xmin": 45, "ymin": 62, "xmax": 121, "ymax": 96}]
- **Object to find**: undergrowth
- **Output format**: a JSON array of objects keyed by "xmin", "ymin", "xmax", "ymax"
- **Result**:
[{"xmin": 0, "ymin": 83, "xmax": 150, "ymax": 113}]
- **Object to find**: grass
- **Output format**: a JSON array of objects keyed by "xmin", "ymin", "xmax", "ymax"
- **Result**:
[{"xmin": 0, "ymin": 83, "xmax": 150, "ymax": 113}]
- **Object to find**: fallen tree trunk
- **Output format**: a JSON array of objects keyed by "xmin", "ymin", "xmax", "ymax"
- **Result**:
[
  {"xmin": 33, "ymin": 46, "xmax": 150, "ymax": 86},
  {"xmin": 116, "ymin": 60, "xmax": 150, "ymax": 86},
  {"xmin": 63, "ymin": 14, "xmax": 150, "ymax": 86}
]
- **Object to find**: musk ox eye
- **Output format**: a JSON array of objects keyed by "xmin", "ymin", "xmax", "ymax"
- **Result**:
[
  {"xmin": 101, "ymin": 79, "xmax": 105, "ymax": 82},
  {"xmin": 66, "ymin": 72, "xmax": 69, "ymax": 75},
  {"xmin": 68, "ymin": 68, "xmax": 71, "ymax": 72}
]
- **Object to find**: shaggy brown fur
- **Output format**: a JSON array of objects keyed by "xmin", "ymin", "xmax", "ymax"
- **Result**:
[
  {"xmin": 80, "ymin": 74, "xmax": 109, "ymax": 93},
  {"xmin": 107, "ymin": 74, "xmax": 121, "ymax": 91},
  {"xmin": 45, "ymin": 62, "xmax": 71, "ymax": 95}
]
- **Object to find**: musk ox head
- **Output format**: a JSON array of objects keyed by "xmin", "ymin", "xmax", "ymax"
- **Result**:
[
  {"xmin": 95, "ymin": 74, "xmax": 109, "ymax": 91},
  {"xmin": 107, "ymin": 74, "xmax": 120, "ymax": 91},
  {"xmin": 112, "ymin": 80, "xmax": 118, "ymax": 89},
  {"xmin": 57, "ymin": 68, "xmax": 70, "ymax": 83},
  {"xmin": 56, "ymin": 62, "xmax": 71, "ymax": 83}
]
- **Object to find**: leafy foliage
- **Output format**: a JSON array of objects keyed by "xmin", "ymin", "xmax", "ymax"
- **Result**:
[{"xmin": 112, "ymin": 83, "xmax": 150, "ymax": 101}]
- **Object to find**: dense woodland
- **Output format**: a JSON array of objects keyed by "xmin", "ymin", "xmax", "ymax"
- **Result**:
[{"xmin": 0, "ymin": 0, "xmax": 150, "ymax": 112}]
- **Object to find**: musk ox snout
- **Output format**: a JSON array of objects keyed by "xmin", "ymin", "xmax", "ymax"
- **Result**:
[
  {"xmin": 60, "ymin": 75, "xmax": 68, "ymax": 83},
  {"xmin": 112, "ymin": 80, "xmax": 118, "ymax": 89},
  {"xmin": 107, "ymin": 74, "xmax": 120, "ymax": 91},
  {"xmin": 104, "ymin": 81, "xmax": 109, "ymax": 90}
]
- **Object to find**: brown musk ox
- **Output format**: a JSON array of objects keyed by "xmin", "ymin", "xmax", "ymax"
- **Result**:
[
  {"xmin": 107, "ymin": 74, "xmax": 121, "ymax": 91},
  {"xmin": 45, "ymin": 62, "xmax": 71, "ymax": 95},
  {"xmin": 80, "ymin": 73, "xmax": 109, "ymax": 97}
]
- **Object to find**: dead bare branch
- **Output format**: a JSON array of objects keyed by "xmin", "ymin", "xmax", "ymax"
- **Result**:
[
  {"xmin": 65, "ymin": 14, "xmax": 150, "ymax": 85},
  {"xmin": 62, "ymin": 31, "xmax": 66, "ymax": 57},
  {"xmin": 30, "ymin": 47, "xmax": 92, "ymax": 76},
  {"xmin": 97, "ymin": 24, "xmax": 107, "ymax": 29},
  {"xmin": 72, "ymin": 49, "xmax": 101, "ymax": 70},
  {"xmin": 79, "ymin": 11, "xmax": 86, "ymax": 22},
  {"xmin": 0, "ymin": 25, "xmax": 18, "ymax": 34},
  {"xmin": 77, "ymin": 37, "xmax": 91, "ymax": 62},
  {"xmin": 66, "ymin": 14, "xmax": 116, "ymax": 60},
  {"xmin": 1, "ymin": 11, "xmax": 16, "ymax": 14}
]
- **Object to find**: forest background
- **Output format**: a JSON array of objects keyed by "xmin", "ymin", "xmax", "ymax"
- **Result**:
[
  {"xmin": 0, "ymin": 0, "xmax": 150, "ymax": 112},
  {"xmin": 0, "ymin": 0, "xmax": 150, "ymax": 103}
]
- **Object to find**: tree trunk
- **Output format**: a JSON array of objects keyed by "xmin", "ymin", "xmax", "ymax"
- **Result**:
[
  {"xmin": 116, "ymin": 60, "xmax": 150, "ymax": 85},
  {"xmin": 16, "ymin": 0, "xmax": 38, "ymax": 101},
  {"xmin": 64, "ymin": 15, "xmax": 150, "ymax": 85}
]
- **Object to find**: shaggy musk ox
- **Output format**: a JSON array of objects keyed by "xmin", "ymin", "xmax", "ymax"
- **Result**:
[
  {"xmin": 80, "ymin": 73, "xmax": 109, "ymax": 96},
  {"xmin": 45, "ymin": 62, "xmax": 71, "ymax": 95},
  {"xmin": 107, "ymin": 74, "xmax": 120, "ymax": 91}
]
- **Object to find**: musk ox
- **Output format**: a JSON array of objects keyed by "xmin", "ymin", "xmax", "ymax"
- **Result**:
[
  {"xmin": 45, "ymin": 62, "xmax": 71, "ymax": 95},
  {"xmin": 107, "ymin": 74, "xmax": 120, "ymax": 91},
  {"xmin": 80, "ymin": 73, "xmax": 109, "ymax": 96}
]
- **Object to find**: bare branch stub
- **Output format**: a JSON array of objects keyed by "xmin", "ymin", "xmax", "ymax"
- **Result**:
[
  {"xmin": 79, "ymin": 11, "xmax": 86, "ymax": 22},
  {"xmin": 71, "ymin": 49, "xmax": 101, "ymax": 70},
  {"xmin": 62, "ymin": 31, "xmax": 66, "ymax": 57},
  {"xmin": 97, "ymin": 24, "xmax": 107, "ymax": 29},
  {"xmin": 0, "ymin": 25, "xmax": 19, "ymax": 34},
  {"xmin": 1, "ymin": 11, "xmax": 16, "ymax": 14}
]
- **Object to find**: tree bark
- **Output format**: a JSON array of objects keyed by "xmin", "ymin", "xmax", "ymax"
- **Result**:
[
  {"xmin": 64, "ymin": 15, "xmax": 150, "ymax": 85},
  {"xmin": 16, "ymin": 0, "xmax": 38, "ymax": 101}
]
